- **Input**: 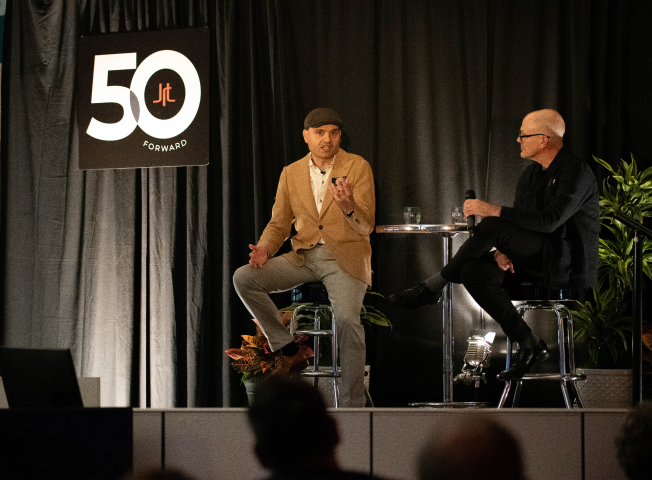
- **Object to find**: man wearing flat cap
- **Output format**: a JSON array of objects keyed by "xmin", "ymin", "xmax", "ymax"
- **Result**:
[{"xmin": 233, "ymin": 108, "xmax": 375, "ymax": 407}]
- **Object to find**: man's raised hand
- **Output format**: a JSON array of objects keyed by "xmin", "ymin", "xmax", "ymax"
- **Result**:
[{"xmin": 328, "ymin": 177, "xmax": 356, "ymax": 214}]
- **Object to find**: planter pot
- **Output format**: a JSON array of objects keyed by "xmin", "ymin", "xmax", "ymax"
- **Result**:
[
  {"xmin": 243, "ymin": 379, "xmax": 261, "ymax": 406},
  {"xmin": 575, "ymin": 368, "xmax": 632, "ymax": 408}
]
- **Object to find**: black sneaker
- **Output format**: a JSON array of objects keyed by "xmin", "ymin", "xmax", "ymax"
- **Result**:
[{"xmin": 389, "ymin": 282, "xmax": 442, "ymax": 309}]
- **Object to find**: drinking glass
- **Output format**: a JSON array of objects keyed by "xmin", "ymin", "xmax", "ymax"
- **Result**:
[
  {"xmin": 451, "ymin": 206, "xmax": 465, "ymax": 225},
  {"xmin": 403, "ymin": 207, "xmax": 421, "ymax": 224}
]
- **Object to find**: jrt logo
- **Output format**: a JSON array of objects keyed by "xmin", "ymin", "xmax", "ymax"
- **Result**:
[
  {"xmin": 154, "ymin": 83, "xmax": 175, "ymax": 107},
  {"xmin": 86, "ymin": 50, "xmax": 201, "ymax": 141}
]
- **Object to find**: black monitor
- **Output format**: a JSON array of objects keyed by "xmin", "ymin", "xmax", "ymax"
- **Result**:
[{"xmin": 0, "ymin": 347, "xmax": 84, "ymax": 408}]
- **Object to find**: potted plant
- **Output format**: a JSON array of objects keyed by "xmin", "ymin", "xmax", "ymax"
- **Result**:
[
  {"xmin": 225, "ymin": 313, "xmax": 314, "ymax": 404},
  {"xmin": 572, "ymin": 154, "xmax": 652, "ymax": 407}
]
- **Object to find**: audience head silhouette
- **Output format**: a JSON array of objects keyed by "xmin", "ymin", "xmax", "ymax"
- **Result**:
[
  {"xmin": 616, "ymin": 400, "xmax": 652, "ymax": 480},
  {"xmin": 248, "ymin": 376, "xmax": 340, "ymax": 475},
  {"xmin": 418, "ymin": 416, "xmax": 526, "ymax": 480}
]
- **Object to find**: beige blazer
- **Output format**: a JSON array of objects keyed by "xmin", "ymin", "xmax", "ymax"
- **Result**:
[{"xmin": 258, "ymin": 149, "xmax": 376, "ymax": 286}]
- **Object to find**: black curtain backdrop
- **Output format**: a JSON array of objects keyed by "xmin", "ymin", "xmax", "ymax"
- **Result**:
[{"xmin": 1, "ymin": 0, "xmax": 650, "ymax": 407}]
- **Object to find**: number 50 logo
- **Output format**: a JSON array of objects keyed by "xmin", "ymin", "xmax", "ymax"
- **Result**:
[{"xmin": 87, "ymin": 50, "xmax": 201, "ymax": 141}]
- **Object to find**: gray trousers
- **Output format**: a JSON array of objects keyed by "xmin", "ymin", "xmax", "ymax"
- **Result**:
[{"xmin": 233, "ymin": 245, "xmax": 368, "ymax": 407}]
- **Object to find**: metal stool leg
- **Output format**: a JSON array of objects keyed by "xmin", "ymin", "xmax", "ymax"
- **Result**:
[
  {"xmin": 512, "ymin": 380, "xmax": 524, "ymax": 407},
  {"xmin": 497, "ymin": 337, "xmax": 513, "ymax": 408},
  {"xmin": 331, "ymin": 313, "xmax": 339, "ymax": 408},
  {"xmin": 511, "ymin": 305, "xmax": 529, "ymax": 408},
  {"xmin": 364, "ymin": 385, "xmax": 374, "ymax": 407},
  {"xmin": 554, "ymin": 306, "xmax": 572, "ymax": 408},
  {"xmin": 561, "ymin": 305, "xmax": 584, "ymax": 408},
  {"xmin": 498, "ymin": 381, "xmax": 511, "ymax": 408},
  {"xmin": 292, "ymin": 303, "xmax": 341, "ymax": 408},
  {"xmin": 313, "ymin": 310, "xmax": 321, "ymax": 391}
]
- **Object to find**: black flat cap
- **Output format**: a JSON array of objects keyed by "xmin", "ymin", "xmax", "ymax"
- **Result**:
[{"xmin": 303, "ymin": 108, "xmax": 343, "ymax": 130}]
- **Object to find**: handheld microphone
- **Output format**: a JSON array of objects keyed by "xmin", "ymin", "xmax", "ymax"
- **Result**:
[{"xmin": 465, "ymin": 190, "xmax": 476, "ymax": 232}]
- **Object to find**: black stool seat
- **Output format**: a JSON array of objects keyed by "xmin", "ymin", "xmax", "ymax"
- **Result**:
[
  {"xmin": 507, "ymin": 282, "xmax": 577, "ymax": 302},
  {"xmin": 291, "ymin": 282, "xmax": 330, "ymax": 303}
]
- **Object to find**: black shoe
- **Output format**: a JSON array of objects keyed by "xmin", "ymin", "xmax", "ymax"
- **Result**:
[
  {"xmin": 389, "ymin": 282, "xmax": 442, "ymax": 309},
  {"xmin": 497, "ymin": 340, "xmax": 550, "ymax": 381}
]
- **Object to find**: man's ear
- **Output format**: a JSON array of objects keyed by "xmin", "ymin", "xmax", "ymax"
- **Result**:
[{"xmin": 303, "ymin": 129, "xmax": 309, "ymax": 144}]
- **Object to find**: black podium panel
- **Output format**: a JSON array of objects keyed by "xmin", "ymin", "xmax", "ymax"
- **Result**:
[
  {"xmin": 0, "ymin": 347, "xmax": 84, "ymax": 408},
  {"xmin": 0, "ymin": 408, "xmax": 133, "ymax": 480}
]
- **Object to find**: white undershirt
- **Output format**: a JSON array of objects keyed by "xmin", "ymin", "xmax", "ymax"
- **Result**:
[{"xmin": 309, "ymin": 153, "xmax": 336, "ymax": 244}]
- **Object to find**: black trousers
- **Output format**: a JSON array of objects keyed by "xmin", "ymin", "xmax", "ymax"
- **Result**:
[{"xmin": 441, "ymin": 217, "xmax": 544, "ymax": 342}]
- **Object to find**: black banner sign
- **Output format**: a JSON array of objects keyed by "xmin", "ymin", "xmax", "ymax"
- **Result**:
[{"xmin": 78, "ymin": 28, "xmax": 209, "ymax": 169}]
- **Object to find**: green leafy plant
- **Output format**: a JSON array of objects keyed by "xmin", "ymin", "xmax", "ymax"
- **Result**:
[
  {"xmin": 572, "ymin": 154, "xmax": 652, "ymax": 368},
  {"xmin": 280, "ymin": 291, "xmax": 393, "ymax": 330},
  {"xmin": 573, "ymin": 286, "xmax": 631, "ymax": 368},
  {"xmin": 594, "ymin": 155, "xmax": 652, "ymax": 222},
  {"xmin": 594, "ymin": 155, "xmax": 652, "ymax": 296}
]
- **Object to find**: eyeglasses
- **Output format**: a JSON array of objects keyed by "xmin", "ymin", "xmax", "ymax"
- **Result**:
[{"xmin": 518, "ymin": 132, "xmax": 550, "ymax": 141}]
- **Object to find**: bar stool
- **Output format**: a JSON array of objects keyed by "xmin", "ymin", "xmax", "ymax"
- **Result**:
[
  {"xmin": 497, "ymin": 283, "xmax": 586, "ymax": 409},
  {"xmin": 289, "ymin": 282, "xmax": 374, "ymax": 408},
  {"xmin": 290, "ymin": 283, "xmax": 341, "ymax": 407}
]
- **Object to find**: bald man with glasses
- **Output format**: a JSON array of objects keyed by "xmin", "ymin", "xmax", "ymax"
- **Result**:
[{"xmin": 391, "ymin": 109, "xmax": 600, "ymax": 380}]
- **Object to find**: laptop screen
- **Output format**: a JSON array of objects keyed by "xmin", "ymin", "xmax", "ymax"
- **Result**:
[{"xmin": 0, "ymin": 347, "xmax": 84, "ymax": 408}]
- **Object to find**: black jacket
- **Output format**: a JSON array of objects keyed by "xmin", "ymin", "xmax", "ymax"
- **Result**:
[{"xmin": 500, "ymin": 146, "xmax": 600, "ymax": 289}]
